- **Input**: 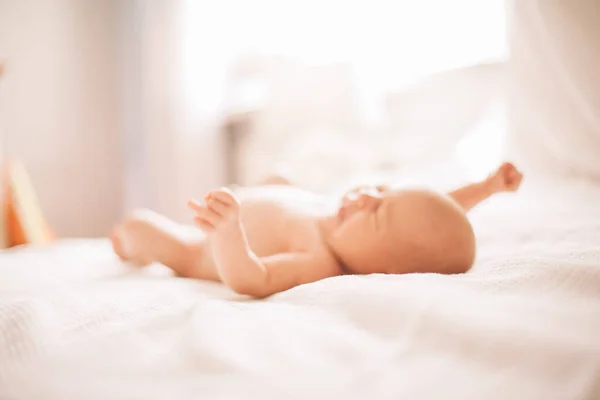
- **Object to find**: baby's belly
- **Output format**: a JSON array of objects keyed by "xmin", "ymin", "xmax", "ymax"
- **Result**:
[
  {"xmin": 235, "ymin": 186, "xmax": 334, "ymax": 256},
  {"xmin": 239, "ymin": 202, "xmax": 290, "ymax": 256}
]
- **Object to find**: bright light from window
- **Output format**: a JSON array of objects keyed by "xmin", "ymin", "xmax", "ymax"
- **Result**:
[
  {"xmin": 182, "ymin": 0, "xmax": 507, "ymax": 98},
  {"xmin": 180, "ymin": 0, "xmax": 508, "ymax": 181},
  {"xmin": 456, "ymin": 101, "xmax": 507, "ymax": 180}
]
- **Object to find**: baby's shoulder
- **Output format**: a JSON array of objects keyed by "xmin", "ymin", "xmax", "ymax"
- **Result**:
[{"xmin": 234, "ymin": 185, "xmax": 321, "ymax": 202}]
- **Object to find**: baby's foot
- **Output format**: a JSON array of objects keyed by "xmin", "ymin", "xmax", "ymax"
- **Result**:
[
  {"xmin": 110, "ymin": 215, "xmax": 160, "ymax": 266},
  {"xmin": 110, "ymin": 210, "xmax": 214, "ymax": 279},
  {"xmin": 110, "ymin": 231, "xmax": 128, "ymax": 261},
  {"xmin": 111, "ymin": 209, "xmax": 195, "ymax": 266},
  {"xmin": 487, "ymin": 162, "xmax": 523, "ymax": 193}
]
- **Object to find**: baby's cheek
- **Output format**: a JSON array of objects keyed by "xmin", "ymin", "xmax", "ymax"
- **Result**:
[
  {"xmin": 332, "ymin": 221, "xmax": 358, "ymax": 247},
  {"xmin": 340, "ymin": 225, "xmax": 366, "ymax": 248}
]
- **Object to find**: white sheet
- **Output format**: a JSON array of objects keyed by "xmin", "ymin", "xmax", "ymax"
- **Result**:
[{"xmin": 1, "ymin": 180, "xmax": 600, "ymax": 400}]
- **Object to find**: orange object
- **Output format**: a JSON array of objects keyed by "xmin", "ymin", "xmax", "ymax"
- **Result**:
[{"xmin": 2, "ymin": 160, "xmax": 54, "ymax": 247}]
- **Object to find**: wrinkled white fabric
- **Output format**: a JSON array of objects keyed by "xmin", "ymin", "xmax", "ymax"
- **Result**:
[{"xmin": 0, "ymin": 181, "xmax": 599, "ymax": 400}]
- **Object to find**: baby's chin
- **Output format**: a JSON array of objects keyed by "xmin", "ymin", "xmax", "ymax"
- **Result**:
[{"xmin": 335, "ymin": 205, "xmax": 345, "ymax": 225}]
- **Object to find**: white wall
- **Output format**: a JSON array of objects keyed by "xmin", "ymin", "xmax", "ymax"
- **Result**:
[
  {"xmin": 118, "ymin": 0, "xmax": 228, "ymax": 224},
  {"xmin": 0, "ymin": 0, "xmax": 122, "ymax": 237}
]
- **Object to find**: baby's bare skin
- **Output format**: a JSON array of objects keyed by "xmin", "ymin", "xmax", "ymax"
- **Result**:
[
  {"xmin": 111, "ymin": 163, "xmax": 523, "ymax": 298},
  {"xmin": 113, "ymin": 186, "xmax": 343, "ymax": 295}
]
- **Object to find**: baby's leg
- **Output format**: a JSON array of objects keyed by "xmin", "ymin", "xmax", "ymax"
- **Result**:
[
  {"xmin": 110, "ymin": 209, "xmax": 220, "ymax": 281},
  {"xmin": 257, "ymin": 173, "xmax": 292, "ymax": 186}
]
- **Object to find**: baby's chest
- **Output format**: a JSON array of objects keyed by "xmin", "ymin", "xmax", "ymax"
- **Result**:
[{"xmin": 239, "ymin": 201, "xmax": 322, "ymax": 256}]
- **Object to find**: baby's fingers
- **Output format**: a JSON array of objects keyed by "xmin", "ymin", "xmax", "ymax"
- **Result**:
[
  {"xmin": 509, "ymin": 168, "xmax": 522, "ymax": 181},
  {"xmin": 194, "ymin": 217, "xmax": 215, "ymax": 232},
  {"xmin": 207, "ymin": 197, "xmax": 230, "ymax": 216},
  {"xmin": 193, "ymin": 205, "xmax": 220, "ymax": 226},
  {"xmin": 188, "ymin": 199, "xmax": 203, "ymax": 212},
  {"xmin": 514, "ymin": 172, "xmax": 523, "ymax": 185},
  {"xmin": 209, "ymin": 187, "xmax": 239, "ymax": 206}
]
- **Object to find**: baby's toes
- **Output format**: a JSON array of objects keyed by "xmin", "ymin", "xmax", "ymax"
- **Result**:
[{"xmin": 110, "ymin": 231, "xmax": 128, "ymax": 261}]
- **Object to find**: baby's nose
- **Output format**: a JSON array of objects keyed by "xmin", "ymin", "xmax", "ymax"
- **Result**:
[{"xmin": 341, "ymin": 195, "xmax": 355, "ymax": 209}]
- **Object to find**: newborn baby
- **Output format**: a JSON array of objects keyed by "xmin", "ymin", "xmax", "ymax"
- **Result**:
[{"xmin": 111, "ymin": 163, "xmax": 522, "ymax": 297}]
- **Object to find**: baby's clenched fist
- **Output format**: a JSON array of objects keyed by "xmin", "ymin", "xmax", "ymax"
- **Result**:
[
  {"xmin": 188, "ymin": 187, "xmax": 241, "ymax": 233},
  {"xmin": 488, "ymin": 162, "xmax": 523, "ymax": 193}
]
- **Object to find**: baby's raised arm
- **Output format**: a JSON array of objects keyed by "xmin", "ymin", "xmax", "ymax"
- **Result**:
[
  {"xmin": 188, "ymin": 189, "xmax": 339, "ymax": 298},
  {"xmin": 448, "ymin": 162, "xmax": 523, "ymax": 212},
  {"xmin": 342, "ymin": 162, "xmax": 522, "ymax": 213}
]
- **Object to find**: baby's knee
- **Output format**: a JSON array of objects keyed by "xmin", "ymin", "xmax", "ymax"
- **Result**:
[
  {"xmin": 259, "ymin": 174, "xmax": 292, "ymax": 186},
  {"xmin": 130, "ymin": 208, "xmax": 160, "ymax": 221}
]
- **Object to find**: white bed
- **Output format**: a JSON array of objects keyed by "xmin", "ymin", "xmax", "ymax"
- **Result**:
[{"xmin": 1, "ymin": 179, "xmax": 600, "ymax": 400}]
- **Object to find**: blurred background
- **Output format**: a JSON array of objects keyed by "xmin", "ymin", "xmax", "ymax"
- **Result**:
[{"xmin": 0, "ymin": 0, "xmax": 598, "ymax": 237}]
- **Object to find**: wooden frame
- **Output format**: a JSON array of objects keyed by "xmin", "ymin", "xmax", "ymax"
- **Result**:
[{"xmin": 0, "ymin": 60, "xmax": 5, "ymax": 248}]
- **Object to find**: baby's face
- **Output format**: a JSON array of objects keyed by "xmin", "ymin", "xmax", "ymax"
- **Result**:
[
  {"xmin": 328, "ymin": 188, "xmax": 476, "ymax": 276},
  {"xmin": 330, "ymin": 187, "xmax": 404, "ymax": 273}
]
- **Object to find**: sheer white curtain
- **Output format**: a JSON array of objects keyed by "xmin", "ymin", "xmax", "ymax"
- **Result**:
[
  {"xmin": 180, "ymin": 0, "xmax": 507, "ymax": 110},
  {"xmin": 120, "ymin": 0, "xmax": 227, "ymax": 222},
  {"xmin": 121, "ymin": 0, "xmax": 508, "ymax": 219},
  {"xmin": 120, "ymin": 0, "xmax": 600, "ymax": 221},
  {"xmin": 508, "ymin": 0, "xmax": 600, "ymax": 182},
  {"xmin": 181, "ymin": 0, "xmax": 506, "ymax": 74}
]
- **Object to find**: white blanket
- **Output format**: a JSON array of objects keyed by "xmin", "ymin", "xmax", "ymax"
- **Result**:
[{"xmin": 1, "ymin": 181, "xmax": 600, "ymax": 400}]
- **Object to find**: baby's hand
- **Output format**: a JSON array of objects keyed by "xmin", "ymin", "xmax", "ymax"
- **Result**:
[
  {"xmin": 188, "ymin": 188, "xmax": 241, "ymax": 233},
  {"xmin": 343, "ymin": 184, "xmax": 389, "ymax": 201},
  {"xmin": 488, "ymin": 162, "xmax": 523, "ymax": 193}
]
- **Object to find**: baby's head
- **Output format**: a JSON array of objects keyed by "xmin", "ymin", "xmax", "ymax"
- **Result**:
[{"xmin": 327, "ymin": 188, "xmax": 475, "ymax": 275}]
